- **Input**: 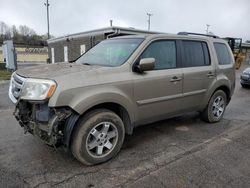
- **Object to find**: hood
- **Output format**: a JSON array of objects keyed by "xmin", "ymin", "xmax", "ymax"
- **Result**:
[
  {"xmin": 243, "ymin": 67, "xmax": 250, "ymax": 74},
  {"xmin": 16, "ymin": 63, "xmax": 102, "ymax": 79}
]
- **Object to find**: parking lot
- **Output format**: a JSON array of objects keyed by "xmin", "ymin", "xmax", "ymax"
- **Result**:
[{"xmin": 0, "ymin": 64, "xmax": 250, "ymax": 188}]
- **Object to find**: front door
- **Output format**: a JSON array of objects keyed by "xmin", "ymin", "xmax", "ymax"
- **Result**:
[{"xmin": 133, "ymin": 40, "xmax": 183, "ymax": 124}]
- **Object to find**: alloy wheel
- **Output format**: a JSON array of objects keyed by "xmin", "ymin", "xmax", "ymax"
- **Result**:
[
  {"xmin": 86, "ymin": 122, "xmax": 118, "ymax": 158},
  {"xmin": 212, "ymin": 96, "xmax": 225, "ymax": 118}
]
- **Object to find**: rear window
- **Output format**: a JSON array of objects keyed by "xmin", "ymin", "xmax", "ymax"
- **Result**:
[
  {"xmin": 214, "ymin": 43, "xmax": 232, "ymax": 65},
  {"xmin": 182, "ymin": 41, "xmax": 210, "ymax": 67}
]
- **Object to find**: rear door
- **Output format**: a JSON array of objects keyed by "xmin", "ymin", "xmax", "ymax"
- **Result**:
[
  {"xmin": 180, "ymin": 40, "xmax": 216, "ymax": 110},
  {"xmin": 214, "ymin": 42, "xmax": 235, "ymax": 93}
]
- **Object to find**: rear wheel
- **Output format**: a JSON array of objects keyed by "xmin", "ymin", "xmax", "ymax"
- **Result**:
[
  {"xmin": 71, "ymin": 109, "xmax": 125, "ymax": 165},
  {"xmin": 201, "ymin": 90, "xmax": 227, "ymax": 123}
]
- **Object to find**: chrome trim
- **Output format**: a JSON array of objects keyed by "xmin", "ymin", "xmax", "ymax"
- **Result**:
[
  {"xmin": 137, "ymin": 94, "xmax": 183, "ymax": 105},
  {"xmin": 9, "ymin": 78, "xmax": 17, "ymax": 104},
  {"xmin": 136, "ymin": 89, "xmax": 207, "ymax": 106},
  {"xmin": 183, "ymin": 89, "xmax": 207, "ymax": 97},
  {"xmin": 8, "ymin": 72, "xmax": 26, "ymax": 104}
]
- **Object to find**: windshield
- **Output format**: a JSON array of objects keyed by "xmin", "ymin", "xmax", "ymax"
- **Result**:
[{"xmin": 76, "ymin": 38, "xmax": 144, "ymax": 67}]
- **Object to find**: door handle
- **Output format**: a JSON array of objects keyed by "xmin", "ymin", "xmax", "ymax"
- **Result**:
[
  {"xmin": 207, "ymin": 72, "xmax": 215, "ymax": 77},
  {"xmin": 170, "ymin": 76, "xmax": 182, "ymax": 82}
]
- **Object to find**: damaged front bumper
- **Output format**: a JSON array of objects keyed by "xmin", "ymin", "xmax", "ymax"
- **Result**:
[{"xmin": 14, "ymin": 100, "xmax": 79, "ymax": 148}]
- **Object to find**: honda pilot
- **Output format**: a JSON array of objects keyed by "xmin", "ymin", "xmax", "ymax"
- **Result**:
[{"xmin": 9, "ymin": 33, "xmax": 235, "ymax": 165}]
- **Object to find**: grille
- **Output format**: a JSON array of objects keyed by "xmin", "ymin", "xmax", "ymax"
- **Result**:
[
  {"xmin": 9, "ymin": 73, "xmax": 26, "ymax": 103},
  {"xmin": 241, "ymin": 74, "xmax": 250, "ymax": 81}
]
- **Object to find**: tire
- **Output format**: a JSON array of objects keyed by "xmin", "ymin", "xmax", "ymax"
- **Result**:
[
  {"xmin": 71, "ymin": 109, "xmax": 125, "ymax": 165},
  {"xmin": 241, "ymin": 83, "xmax": 248, "ymax": 88},
  {"xmin": 201, "ymin": 90, "xmax": 227, "ymax": 123}
]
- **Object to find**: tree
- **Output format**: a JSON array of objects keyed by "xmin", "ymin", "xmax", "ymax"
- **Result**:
[
  {"xmin": 19, "ymin": 25, "xmax": 36, "ymax": 36},
  {"xmin": 0, "ymin": 21, "xmax": 48, "ymax": 46},
  {"xmin": 11, "ymin": 25, "xmax": 18, "ymax": 37},
  {"xmin": 0, "ymin": 21, "xmax": 11, "ymax": 40},
  {"xmin": 0, "ymin": 21, "xmax": 9, "ymax": 35},
  {"xmin": 208, "ymin": 31, "xmax": 215, "ymax": 36},
  {"xmin": 4, "ymin": 30, "xmax": 11, "ymax": 40}
]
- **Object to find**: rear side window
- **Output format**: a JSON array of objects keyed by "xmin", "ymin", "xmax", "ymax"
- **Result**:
[
  {"xmin": 140, "ymin": 40, "xmax": 176, "ymax": 70},
  {"xmin": 214, "ymin": 43, "xmax": 232, "ymax": 65},
  {"xmin": 182, "ymin": 41, "xmax": 210, "ymax": 67}
]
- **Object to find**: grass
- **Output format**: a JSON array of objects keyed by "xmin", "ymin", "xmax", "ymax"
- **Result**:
[
  {"xmin": 0, "ymin": 63, "xmax": 6, "ymax": 70},
  {"xmin": 0, "ymin": 63, "xmax": 12, "ymax": 80},
  {"xmin": 0, "ymin": 70, "xmax": 12, "ymax": 80}
]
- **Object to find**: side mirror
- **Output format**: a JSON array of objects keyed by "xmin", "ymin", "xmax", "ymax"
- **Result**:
[{"xmin": 135, "ymin": 58, "xmax": 155, "ymax": 72}]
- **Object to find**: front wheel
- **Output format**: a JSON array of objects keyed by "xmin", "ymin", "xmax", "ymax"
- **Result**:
[
  {"xmin": 201, "ymin": 90, "xmax": 227, "ymax": 123},
  {"xmin": 241, "ymin": 83, "xmax": 248, "ymax": 88},
  {"xmin": 71, "ymin": 109, "xmax": 125, "ymax": 165}
]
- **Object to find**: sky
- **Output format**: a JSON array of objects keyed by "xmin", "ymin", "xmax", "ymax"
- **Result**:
[{"xmin": 0, "ymin": 0, "xmax": 249, "ymax": 41}]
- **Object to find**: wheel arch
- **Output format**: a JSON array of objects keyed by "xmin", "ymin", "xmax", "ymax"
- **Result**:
[
  {"xmin": 215, "ymin": 85, "xmax": 231, "ymax": 104},
  {"xmin": 64, "ymin": 101, "xmax": 134, "ymax": 149},
  {"xmin": 80, "ymin": 102, "xmax": 134, "ymax": 135}
]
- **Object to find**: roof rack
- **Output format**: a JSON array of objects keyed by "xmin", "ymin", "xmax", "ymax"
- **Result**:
[{"xmin": 177, "ymin": 32, "xmax": 219, "ymax": 38}]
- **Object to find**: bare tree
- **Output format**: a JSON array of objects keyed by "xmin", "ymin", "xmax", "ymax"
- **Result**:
[
  {"xmin": 0, "ymin": 21, "xmax": 11, "ymax": 40},
  {"xmin": 0, "ymin": 21, "xmax": 9, "ymax": 35},
  {"xmin": 11, "ymin": 25, "xmax": 18, "ymax": 37},
  {"xmin": 0, "ymin": 21, "xmax": 48, "ymax": 46},
  {"xmin": 19, "ymin": 25, "xmax": 36, "ymax": 36}
]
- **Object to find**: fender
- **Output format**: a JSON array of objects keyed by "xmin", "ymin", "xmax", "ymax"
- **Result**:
[
  {"xmin": 50, "ymin": 85, "xmax": 136, "ymax": 122},
  {"xmin": 61, "ymin": 88, "xmax": 135, "ymax": 148},
  {"xmin": 202, "ymin": 76, "xmax": 232, "ymax": 107},
  {"xmin": 71, "ymin": 89, "xmax": 135, "ymax": 122}
]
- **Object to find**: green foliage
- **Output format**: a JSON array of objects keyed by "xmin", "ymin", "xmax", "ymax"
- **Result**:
[
  {"xmin": 0, "ymin": 63, "xmax": 6, "ymax": 70},
  {"xmin": 0, "ymin": 63, "xmax": 11, "ymax": 80},
  {"xmin": 0, "ymin": 70, "xmax": 11, "ymax": 80}
]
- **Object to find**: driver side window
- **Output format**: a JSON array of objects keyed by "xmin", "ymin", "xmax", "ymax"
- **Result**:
[{"xmin": 140, "ymin": 40, "xmax": 177, "ymax": 70}]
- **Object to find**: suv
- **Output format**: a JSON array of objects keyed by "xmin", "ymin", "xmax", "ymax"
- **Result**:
[{"xmin": 9, "ymin": 33, "xmax": 235, "ymax": 165}]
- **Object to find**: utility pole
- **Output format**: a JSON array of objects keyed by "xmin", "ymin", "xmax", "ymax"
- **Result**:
[
  {"xmin": 206, "ymin": 24, "xmax": 210, "ymax": 35},
  {"xmin": 147, "ymin": 12, "xmax": 153, "ymax": 31},
  {"xmin": 110, "ymin": 19, "xmax": 113, "ymax": 27},
  {"xmin": 44, "ymin": 0, "xmax": 50, "ymax": 39}
]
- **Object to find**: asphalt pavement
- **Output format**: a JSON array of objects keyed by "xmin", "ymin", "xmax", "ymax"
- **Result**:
[{"xmin": 0, "ymin": 64, "xmax": 250, "ymax": 188}]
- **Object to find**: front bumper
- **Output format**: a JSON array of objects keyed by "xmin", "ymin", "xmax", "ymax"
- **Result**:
[
  {"xmin": 240, "ymin": 74, "xmax": 250, "ymax": 85},
  {"xmin": 9, "ymin": 73, "xmax": 79, "ymax": 148},
  {"xmin": 14, "ymin": 100, "xmax": 77, "ymax": 147}
]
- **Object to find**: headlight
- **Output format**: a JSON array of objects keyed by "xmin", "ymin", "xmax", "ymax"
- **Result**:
[{"xmin": 21, "ymin": 78, "xmax": 57, "ymax": 100}]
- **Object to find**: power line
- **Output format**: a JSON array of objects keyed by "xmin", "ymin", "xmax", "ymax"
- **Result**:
[
  {"xmin": 44, "ymin": 0, "xmax": 50, "ymax": 39},
  {"xmin": 147, "ymin": 12, "xmax": 153, "ymax": 31},
  {"xmin": 206, "ymin": 24, "xmax": 210, "ymax": 34}
]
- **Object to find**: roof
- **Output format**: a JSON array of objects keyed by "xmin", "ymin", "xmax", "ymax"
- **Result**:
[
  {"xmin": 47, "ymin": 26, "xmax": 163, "ymax": 44},
  {"xmin": 242, "ymin": 42, "xmax": 250, "ymax": 48},
  {"xmin": 47, "ymin": 26, "xmax": 229, "ymax": 45},
  {"xmin": 113, "ymin": 33, "xmax": 226, "ymax": 43}
]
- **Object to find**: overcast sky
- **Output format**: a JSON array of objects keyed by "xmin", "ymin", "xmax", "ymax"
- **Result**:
[{"xmin": 1, "ymin": 0, "xmax": 249, "ymax": 41}]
